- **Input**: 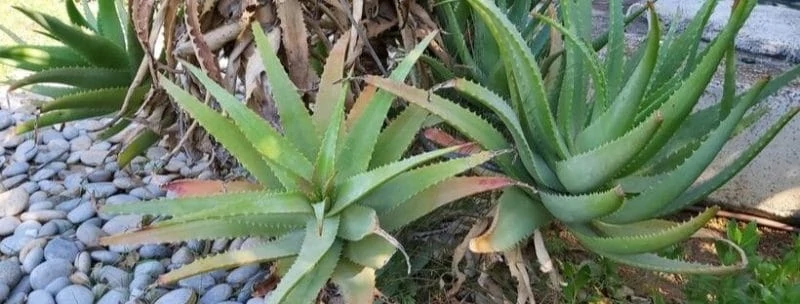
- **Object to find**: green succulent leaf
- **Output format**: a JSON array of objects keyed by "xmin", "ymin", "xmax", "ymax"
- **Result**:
[
  {"xmin": 100, "ymin": 216, "xmax": 302, "ymax": 245},
  {"xmin": 469, "ymin": 187, "xmax": 552, "ymax": 253},
  {"xmin": 96, "ymin": 0, "xmax": 125, "ymax": 47},
  {"xmin": 181, "ymin": 63, "xmax": 314, "ymax": 184},
  {"xmin": 539, "ymin": 186, "xmax": 625, "ymax": 223},
  {"xmin": 16, "ymin": 108, "xmax": 116, "ymax": 134},
  {"xmin": 10, "ymin": 67, "xmax": 132, "ymax": 90},
  {"xmin": 361, "ymin": 150, "xmax": 498, "ymax": 214},
  {"xmin": 331, "ymin": 262, "xmax": 377, "ymax": 304},
  {"xmin": 658, "ymin": 107, "xmax": 800, "ymax": 215},
  {"xmin": 555, "ymin": 112, "xmax": 662, "ymax": 193},
  {"xmin": 117, "ymin": 129, "xmax": 159, "ymax": 167},
  {"xmin": 14, "ymin": 6, "xmax": 129, "ymax": 69},
  {"xmin": 158, "ymin": 231, "xmax": 304, "ymax": 284},
  {"xmin": 330, "ymin": 143, "xmax": 471, "ymax": 215},
  {"xmin": 626, "ymin": 0, "xmax": 756, "ymax": 171},
  {"xmin": 280, "ymin": 241, "xmax": 343, "ymax": 304},
  {"xmin": 604, "ymin": 78, "xmax": 767, "ymax": 224},
  {"xmin": 40, "ymin": 86, "xmax": 147, "ymax": 112},
  {"xmin": 381, "ymin": 176, "xmax": 517, "ymax": 232},
  {"xmin": 252, "ymin": 23, "xmax": 318, "ymax": 160},
  {"xmin": 268, "ymin": 217, "xmax": 339, "ymax": 304},
  {"xmin": 370, "ymin": 105, "xmax": 429, "ymax": 167},
  {"xmin": 575, "ymin": 4, "xmax": 660, "ymax": 152},
  {"xmin": 466, "ymin": 0, "xmax": 569, "ymax": 159},
  {"xmin": 0, "ymin": 45, "xmax": 89, "ymax": 71},
  {"xmin": 344, "ymin": 234, "xmax": 397, "ymax": 269},
  {"xmin": 339, "ymin": 205, "xmax": 379, "ymax": 241},
  {"xmin": 339, "ymin": 32, "xmax": 437, "ymax": 177},
  {"xmin": 570, "ymin": 207, "xmax": 717, "ymax": 255},
  {"xmin": 159, "ymin": 77, "xmax": 281, "ymax": 188},
  {"xmin": 65, "ymin": 0, "xmax": 93, "ymax": 29}
]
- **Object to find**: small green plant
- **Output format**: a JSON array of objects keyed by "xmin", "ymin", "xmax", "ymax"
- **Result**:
[
  {"xmin": 366, "ymin": 0, "xmax": 800, "ymax": 275},
  {"xmin": 0, "ymin": 0, "xmax": 164, "ymax": 165},
  {"xmin": 100, "ymin": 25, "xmax": 514, "ymax": 303},
  {"xmin": 685, "ymin": 221, "xmax": 800, "ymax": 303}
]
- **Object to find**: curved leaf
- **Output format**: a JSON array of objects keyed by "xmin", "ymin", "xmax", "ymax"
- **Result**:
[
  {"xmin": 40, "ymin": 86, "xmax": 147, "ymax": 111},
  {"xmin": 117, "ymin": 128, "xmax": 159, "ymax": 166},
  {"xmin": 97, "ymin": 0, "xmax": 125, "ymax": 47},
  {"xmin": 555, "ymin": 112, "xmax": 662, "ymax": 193},
  {"xmin": 158, "ymin": 231, "xmax": 304, "ymax": 284},
  {"xmin": 252, "ymin": 23, "xmax": 318, "ymax": 159},
  {"xmin": 540, "ymin": 186, "xmax": 624, "ymax": 223},
  {"xmin": 160, "ymin": 77, "xmax": 282, "ymax": 188},
  {"xmin": 16, "ymin": 108, "xmax": 116, "ymax": 134},
  {"xmin": 381, "ymin": 176, "xmax": 517, "ymax": 232},
  {"xmin": 0, "ymin": 45, "xmax": 89, "ymax": 71},
  {"xmin": 331, "ymin": 262, "xmax": 376, "ymax": 304},
  {"xmin": 14, "ymin": 7, "xmax": 129, "ymax": 69},
  {"xmin": 469, "ymin": 187, "xmax": 552, "ymax": 253},
  {"xmin": 268, "ymin": 217, "xmax": 339, "ymax": 304},
  {"xmin": 280, "ymin": 241, "xmax": 343, "ymax": 304},
  {"xmin": 570, "ymin": 207, "xmax": 717, "ymax": 255},
  {"xmin": 10, "ymin": 67, "xmax": 132, "ymax": 90}
]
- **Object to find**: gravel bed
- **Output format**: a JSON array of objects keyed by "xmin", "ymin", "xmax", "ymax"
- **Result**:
[{"xmin": 0, "ymin": 107, "xmax": 268, "ymax": 304}]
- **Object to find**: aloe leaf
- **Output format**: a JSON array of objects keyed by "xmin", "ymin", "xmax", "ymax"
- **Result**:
[
  {"xmin": 159, "ymin": 77, "xmax": 281, "ymax": 188},
  {"xmin": 370, "ymin": 105, "xmax": 429, "ymax": 167},
  {"xmin": 344, "ymin": 234, "xmax": 396, "ymax": 269},
  {"xmin": 604, "ymin": 78, "xmax": 767, "ymax": 224},
  {"xmin": 362, "ymin": 151, "xmax": 498, "ymax": 214},
  {"xmin": 627, "ymin": 0, "xmax": 756, "ymax": 171},
  {"xmin": 65, "ymin": 0, "xmax": 93, "ymax": 29},
  {"xmin": 313, "ymin": 82, "xmax": 347, "ymax": 188},
  {"xmin": 440, "ymin": 2, "xmax": 478, "ymax": 76},
  {"xmin": 10, "ymin": 67, "xmax": 132, "ymax": 90},
  {"xmin": 158, "ymin": 231, "xmax": 304, "ymax": 284},
  {"xmin": 97, "ymin": 0, "xmax": 125, "ymax": 47},
  {"xmin": 556, "ymin": 112, "xmax": 662, "ymax": 193},
  {"xmin": 338, "ymin": 32, "xmax": 437, "ymax": 179},
  {"xmin": 0, "ymin": 45, "xmax": 89, "ymax": 71},
  {"xmin": 535, "ymin": 10, "xmax": 608, "ymax": 120},
  {"xmin": 381, "ymin": 176, "xmax": 517, "ymax": 232},
  {"xmin": 102, "ymin": 190, "xmax": 304, "ymax": 217},
  {"xmin": 14, "ymin": 7, "xmax": 129, "ymax": 69},
  {"xmin": 100, "ymin": 217, "xmax": 300, "ymax": 245},
  {"xmin": 312, "ymin": 34, "xmax": 349, "ymax": 135},
  {"xmin": 165, "ymin": 194, "xmax": 312, "ymax": 226},
  {"xmin": 658, "ymin": 107, "xmax": 800, "ymax": 216},
  {"xmin": 605, "ymin": 0, "xmax": 625, "ymax": 100},
  {"xmin": 469, "ymin": 187, "xmax": 552, "ymax": 253},
  {"xmin": 575, "ymin": 5, "xmax": 660, "ymax": 152},
  {"xmin": 444, "ymin": 78, "xmax": 562, "ymax": 189},
  {"xmin": 570, "ymin": 207, "xmax": 717, "ymax": 255},
  {"xmin": 467, "ymin": 0, "xmax": 568, "ymax": 159},
  {"xmin": 280, "ymin": 241, "xmax": 343, "ymax": 304},
  {"xmin": 720, "ymin": 45, "xmax": 737, "ymax": 117},
  {"xmin": 363, "ymin": 76, "xmax": 530, "ymax": 182},
  {"xmin": 117, "ymin": 129, "xmax": 158, "ymax": 166},
  {"xmin": 655, "ymin": 0, "xmax": 718, "ymax": 85},
  {"xmin": 592, "ymin": 218, "xmax": 682, "ymax": 237},
  {"xmin": 603, "ymin": 251, "xmax": 746, "ymax": 275},
  {"xmin": 98, "ymin": 119, "xmax": 131, "ymax": 140},
  {"xmin": 338, "ymin": 205, "xmax": 379, "ymax": 241},
  {"xmin": 556, "ymin": 39, "xmax": 581, "ymax": 150},
  {"xmin": 15, "ymin": 108, "xmax": 115, "ymax": 134},
  {"xmin": 251, "ymin": 24, "xmax": 318, "ymax": 159},
  {"xmin": 540, "ymin": 186, "xmax": 624, "ymax": 223},
  {"xmin": 125, "ymin": 14, "xmax": 144, "ymax": 72},
  {"xmin": 268, "ymin": 217, "xmax": 339, "ymax": 304},
  {"xmin": 330, "ymin": 144, "xmax": 469, "ymax": 215},
  {"xmin": 180, "ymin": 64, "xmax": 313, "ymax": 187},
  {"xmin": 331, "ymin": 262, "xmax": 376, "ymax": 304},
  {"xmin": 40, "ymin": 86, "xmax": 146, "ymax": 111}
]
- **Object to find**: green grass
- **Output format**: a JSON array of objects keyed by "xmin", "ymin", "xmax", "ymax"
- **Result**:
[{"xmin": 0, "ymin": 0, "xmax": 70, "ymax": 82}]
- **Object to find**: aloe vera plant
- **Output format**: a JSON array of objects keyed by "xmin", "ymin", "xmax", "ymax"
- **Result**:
[
  {"xmin": 99, "ymin": 25, "xmax": 514, "ymax": 303},
  {"xmin": 0, "ymin": 0, "xmax": 163, "ymax": 165},
  {"xmin": 366, "ymin": 0, "xmax": 800, "ymax": 274}
]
